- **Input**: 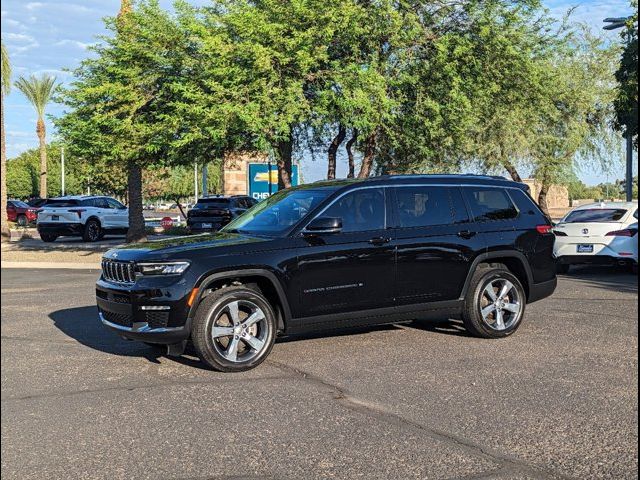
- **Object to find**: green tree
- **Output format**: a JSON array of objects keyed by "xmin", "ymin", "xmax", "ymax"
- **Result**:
[
  {"xmin": 613, "ymin": 4, "xmax": 638, "ymax": 146},
  {"xmin": 1, "ymin": 41, "xmax": 11, "ymax": 238},
  {"xmin": 14, "ymin": 75, "xmax": 58, "ymax": 199}
]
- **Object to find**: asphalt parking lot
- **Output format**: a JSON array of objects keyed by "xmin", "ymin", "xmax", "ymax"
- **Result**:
[{"xmin": 1, "ymin": 266, "xmax": 637, "ymax": 480}]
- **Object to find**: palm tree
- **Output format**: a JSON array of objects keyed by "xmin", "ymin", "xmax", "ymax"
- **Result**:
[
  {"xmin": 14, "ymin": 74, "xmax": 57, "ymax": 199},
  {"xmin": 1, "ymin": 42, "xmax": 11, "ymax": 239}
]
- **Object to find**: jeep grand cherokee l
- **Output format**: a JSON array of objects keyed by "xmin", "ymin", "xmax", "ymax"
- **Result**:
[{"xmin": 97, "ymin": 175, "xmax": 557, "ymax": 372}]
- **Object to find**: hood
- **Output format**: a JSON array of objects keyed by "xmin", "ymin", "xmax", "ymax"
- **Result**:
[{"xmin": 104, "ymin": 231, "xmax": 273, "ymax": 261}]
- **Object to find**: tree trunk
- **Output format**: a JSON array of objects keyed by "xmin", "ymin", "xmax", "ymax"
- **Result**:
[
  {"xmin": 126, "ymin": 163, "xmax": 147, "ymax": 243},
  {"xmin": 36, "ymin": 117, "xmax": 47, "ymax": 199},
  {"xmin": 1, "ymin": 90, "xmax": 9, "ymax": 240},
  {"xmin": 277, "ymin": 136, "xmax": 293, "ymax": 190},
  {"xmin": 327, "ymin": 124, "xmax": 346, "ymax": 180},
  {"xmin": 357, "ymin": 131, "xmax": 377, "ymax": 179},
  {"xmin": 537, "ymin": 175, "xmax": 551, "ymax": 217},
  {"xmin": 503, "ymin": 160, "xmax": 523, "ymax": 183},
  {"xmin": 345, "ymin": 128, "xmax": 358, "ymax": 179}
]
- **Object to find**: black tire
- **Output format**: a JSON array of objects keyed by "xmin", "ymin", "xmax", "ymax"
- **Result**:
[
  {"xmin": 191, "ymin": 285, "xmax": 277, "ymax": 372},
  {"xmin": 16, "ymin": 214, "xmax": 28, "ymax": 227},
  {"xmin": 40, "ymin": 233, "xmax": 57, "ymax": 242},
  {"xmin": 462, "ymin": 263, "xmax": 526, "ymax": 339},
  {"xmin": 556, "ymin": 263, "xmax": 570, "ymax": 275},
  {"xmin": 82, "ymin": 219, "xmax": 102, "ymax": 242}
]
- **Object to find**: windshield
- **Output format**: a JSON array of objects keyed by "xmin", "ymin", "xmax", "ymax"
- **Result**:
[
  {"xmin": 222, "ymin": 188, "xmax": 335, "ymax": 236},
  {"xmin": 564, "ymin": 208, "xmax": 628, "ymax": 223},
  {"xmin": 11, "ymin": 201, "xmax": 30, "ymax": 208}
]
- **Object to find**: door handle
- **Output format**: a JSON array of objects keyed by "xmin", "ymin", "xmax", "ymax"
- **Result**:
[
  {"xmin": 369, "ymin": 236, "xmax": 391, "ymax": 246},
  {"xmin": 457, "ymin": 230, "xmax": 477, "ymax": 239}
]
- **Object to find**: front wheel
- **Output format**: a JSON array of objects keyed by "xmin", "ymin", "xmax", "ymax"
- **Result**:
[
  {"xmin": 462, "ymin": 264, "xmax": 526, "ymax": 339},
  {"xmin": 191, "ymin": 286, "xmax": 277, "ymax": 372}
]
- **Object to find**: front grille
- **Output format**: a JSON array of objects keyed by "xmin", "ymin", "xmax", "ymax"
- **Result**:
[
  {"xmin": 102, "ymin": 259, "xmax": 136, "ymax": 285},
  {"xmin": 101, "ymin": 310, "xmax": 133, "ymax": 328},
  {"xmin": 145, "ymin": 311, "xmax": 169, "ymax": 329}
]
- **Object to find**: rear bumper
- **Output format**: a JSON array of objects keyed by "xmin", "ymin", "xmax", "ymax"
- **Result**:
[
  {"xmin": 556, "ymin": 255, "xmax": 637, "ymax": 265},
  {"xmin": 37, "ymin": 222, "xmax": 84, "ymax": 236},
  {"xmin": 528, "ymin": 277, "xmax": 557, "ymax": 304}
]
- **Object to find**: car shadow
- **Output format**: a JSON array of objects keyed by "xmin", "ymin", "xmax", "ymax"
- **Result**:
[
  {"xmin": 49, "ymin": 306, "xmax": 469, "ymax": 369},
  {"xmin": 558, "ymin": 265, "xmax": 638, "ymax": 295}
]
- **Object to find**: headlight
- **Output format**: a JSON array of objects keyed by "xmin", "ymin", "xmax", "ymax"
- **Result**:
[{"xmin": 136, "ymin": 262, "xmax": 190, "ymax": 276}]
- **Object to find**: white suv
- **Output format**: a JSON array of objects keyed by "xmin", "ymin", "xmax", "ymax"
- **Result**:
[
  {"xmin": 554, "ymin": 201, "xmax": 638, "ymax": 274},
  {"xmin": 37, "ymin": 196, "xmax": 129, "ymax": 242}
]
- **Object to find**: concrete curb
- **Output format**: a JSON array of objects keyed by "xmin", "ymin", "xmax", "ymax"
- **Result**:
[{"xmin": 1, "ymin": 261, "xmax": 101, "ymax": 270}]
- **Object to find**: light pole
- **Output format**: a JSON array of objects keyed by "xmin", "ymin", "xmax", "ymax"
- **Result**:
[
  {"xmin": 194, "ymin": 162, "xmax": 198, "ymax": 204},
  {"xmin": 604, "ymin": 16, "xmax": 635, "ymax": 201},
  {"xmin": 61, "ymin": 146, "xmax": 65, "ymax": 196}
]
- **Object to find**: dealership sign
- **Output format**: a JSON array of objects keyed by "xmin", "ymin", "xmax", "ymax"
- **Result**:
[{"xmin": 248, "ymin": 163, "xmax": 299, "ymax": 200}]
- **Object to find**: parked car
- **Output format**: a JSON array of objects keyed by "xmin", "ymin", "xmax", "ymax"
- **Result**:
[
  {"xmin": 96, "ymin": 175, "xmax": 557, "ymax": 372},
  {"xmin": 187, "ymin": 195, "xmax": 257, "ymax": 232},
  {"xmin": 6, "ymin": 200, "xmax": 40, "ymax": 226},
  {"xmin": 37, "ymin": 196, "xmax": 129, "ymax": 242},
  {"xmin": 26, "ymin": 198, "xmax": 50, "ymax": 208},
  {"xmin": 554, "ymin": 201, "xmax": 638, "ymax": 274}
]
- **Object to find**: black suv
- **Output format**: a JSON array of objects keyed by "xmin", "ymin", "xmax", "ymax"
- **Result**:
[
  {"xmin": 97, "ymin": 175, "xmax": 557, "ymax": 372},
  {"xmin": 187, "ymin": 195, "xmax": 257, "ymax": 232}
]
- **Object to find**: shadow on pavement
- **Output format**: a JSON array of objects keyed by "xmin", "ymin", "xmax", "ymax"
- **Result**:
[{"xmin": 558, "ymin": 265, "xmax": 638, "ymax": 295}]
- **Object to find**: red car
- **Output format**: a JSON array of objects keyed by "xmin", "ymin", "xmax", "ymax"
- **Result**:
[{"xmin": 7, "ymin": 200, "xmax": 40, "ymax": 227}]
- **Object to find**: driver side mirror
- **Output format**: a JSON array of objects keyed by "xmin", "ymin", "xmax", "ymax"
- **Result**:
[{"xmin": 304, "ymin": 217, "xmax": 343, "ymax": 234}]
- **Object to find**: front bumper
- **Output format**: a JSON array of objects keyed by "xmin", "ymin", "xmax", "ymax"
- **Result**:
[
  {"xmin": 38, "ymin": 222, "xmax": 84, "ymax": 236},
  {"xmin": 96, "ymin": 278, "xmax": 193, "ymax": 344}
]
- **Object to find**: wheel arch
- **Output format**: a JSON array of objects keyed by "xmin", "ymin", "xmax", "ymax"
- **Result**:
[
  {"xmin": 460, "ymin": 251, "xmax": 533, "ymax": 301},
  {"xmin": 188, "ymin": 269, "xmax": 291, "ymax": 332}
]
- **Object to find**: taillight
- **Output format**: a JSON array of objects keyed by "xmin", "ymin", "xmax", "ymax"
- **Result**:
[
  {"xmin": 605, "ymin": 229, "xmax": 638, "ymax": 237},
  {"xmin": 536, "ymin": 225, "xmax": 553, "ymax": 234},
  {"xmin": 68, "ymin": 209, "xmax": 86, "ymax": 219}
]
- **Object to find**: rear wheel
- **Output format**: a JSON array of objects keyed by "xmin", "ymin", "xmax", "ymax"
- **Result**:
[
  {"xmin": 462, "ymin": 264, "xmax": 526, "ymax": 339},
  {"xmin": 191, "ymin": 285, "xmax": 276, "ymax": 372},
  {"xmin": 16, "ymin": 214, "xmax": 28, "ymax": 227},
  {"xmin": 82, "ymin": 219, "xmax": 101, "ymax": 242},
  {"xmin": 40, "ymin": 233, "xmax": 57, "ymax": 242}
]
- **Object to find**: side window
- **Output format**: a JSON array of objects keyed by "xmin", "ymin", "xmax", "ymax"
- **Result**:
[
  {"xmin": 322, "ymin": 188, "xmax": 385, "ymax": 233},
  {"xmin": 508, "ymin": 188, "xmax": 541, "ymax": 216},
  {"xmin": 106, "ymin": 198, "xmax": 125, "ymax": 209},
  {"xmin": 93, "ymin": 198, "xmax": 111, "ymax": 209},
  {"xmin": 463, "ymin": 188, "xmax": 519, "ymax": 222},
  {"xmin": 394, "ymin": 186, "xmax": 453, "ymax": 228},
  {"xmin": 450, "ymin": 188, "xmax": 470, "ymax": 224}
]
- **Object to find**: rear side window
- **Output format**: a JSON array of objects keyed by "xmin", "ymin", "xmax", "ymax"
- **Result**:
[
  {"xmin": 508, "ymin": 188, "xmax": 543, "ymax": 216},
  {"xmin": 394, "ymin": 186, "xmax": 468, "ymax": 228},
  {"xmin": 564, "ymin": 209, "xmax": 628, "ymax": 223},
  {"xmin": 463, "ymin": 188, "xmax": 519, "ymax": 222}
]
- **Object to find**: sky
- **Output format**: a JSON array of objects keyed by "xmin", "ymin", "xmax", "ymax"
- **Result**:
[{"xmin": 1, "ymin": 0, "xmax": 637, "ymax": 186}]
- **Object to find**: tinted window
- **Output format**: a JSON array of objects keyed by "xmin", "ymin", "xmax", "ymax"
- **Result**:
[
  {"xmin": 508, "ymin": 188, "xmax": 542, "ymax": 216},
  {"xmin": 564, "ymin": 209, "xmax": 628, "ymax": 223},
  {"xmin": 395, "ymin": 186, "xmax": 454, "ymax": 228},
  {"xmin": 9, "ymin": 201, "xmax": 29, "ymax": 208},
  {"xmin": 223, "ymin": 188, "xmax": 334, "ymax": 236},
  {"xmin": 91, "ymin": 198, "xmax": 110, "ymax": 208},
  {"xmin": 322, "ymin": 188, "xmax": 385, "ymax": 233},
  {"xmin": 106, "ymin": 198, "xmax": 125, "ymax": 209},
  {"xmin": 450, "ymin": 188, "xmax": 470, "ymax": 224},
  {"xmin": 195, "ymin": 198, "xmax": 231, "ymax": 209},
  {"xmin": 44, "ymin": 199, "xmax": 80, "ymax": 207},
  {"xmin": 464, "ymin": 188, "xmax": 519, "ymax": 222}
]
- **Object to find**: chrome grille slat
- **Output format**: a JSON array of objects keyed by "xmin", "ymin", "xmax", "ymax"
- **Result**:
[{"xmin": 102, "ymin": 259, "xmax": 135, "ymax": 285}]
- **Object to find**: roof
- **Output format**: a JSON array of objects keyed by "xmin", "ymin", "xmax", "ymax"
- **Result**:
[{"xmin": 571, "ymin": 201, "xmax": 638, "ymax": 211}]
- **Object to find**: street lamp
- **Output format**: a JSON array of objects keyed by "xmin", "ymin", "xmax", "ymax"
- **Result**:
[{"xmin": 604, "ymin": 15, "xmax": 635, "ymax": 202}]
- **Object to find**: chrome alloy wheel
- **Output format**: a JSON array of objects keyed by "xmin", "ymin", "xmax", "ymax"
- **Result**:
[
  {"xmin": 479, "ymin": 278, "xmax": 522, "ymax": 331},
  {"xmin": 210, "ymin": 300, "xmax": 269, "ymax": 363}
]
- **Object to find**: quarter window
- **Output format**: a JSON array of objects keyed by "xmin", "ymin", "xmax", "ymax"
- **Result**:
[
  {"xmin": 322, "ymin": 188, "xmax": 385, "ymax": 233},
  {"xmin": 463, "ymin": 188, "xmax": 519, "ymax": 222},
  {"xmin": 395, "ymin": 186, "xmax": 461, "ymax": 228}
]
